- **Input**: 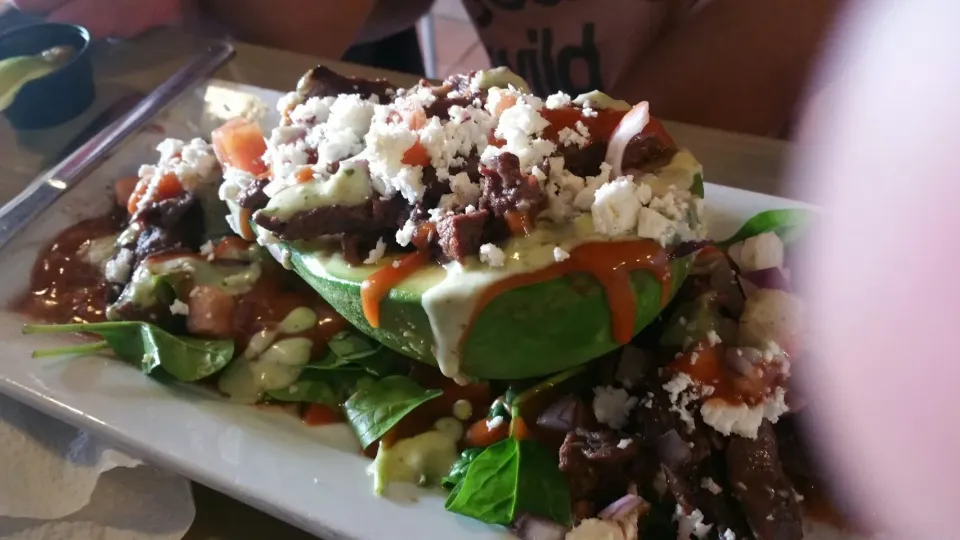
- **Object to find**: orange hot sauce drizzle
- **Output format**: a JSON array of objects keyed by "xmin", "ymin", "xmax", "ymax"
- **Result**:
[
  {"xmin": 463, "ymin": 239, "xmax": 671, "ymax": 348},
  {"xmin": 360, "ymin": 250, "xmax": 430, "ymax": 328},
  {"xmin": 504, "ymin": 210, "xmax": 536, "ymax": 237}
]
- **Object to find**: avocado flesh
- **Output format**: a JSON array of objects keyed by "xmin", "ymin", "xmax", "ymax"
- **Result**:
[{"xmin": 284, "ymin": 241, "xmax": 693, "ymax": 380}]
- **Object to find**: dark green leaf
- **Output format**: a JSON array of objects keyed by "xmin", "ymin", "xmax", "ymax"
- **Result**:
[
  {"xmin": 442, "ymin": 447, "xmax": 484, "ymax": 490},
  {"xmin": 23, "ymin": 322, "xmax": 234, "ymax": 382},
  {"xmin": 717, "ymin": 209, "xmax": 812, "ymax": 247},
  {"xmin": 343, "ymin": 375, "xmax": 442, "ymax": 448},
  {"xmin": 267, "ymin": 369, "xmax": 372, "ymax": 405},
  {"xmin": 302, "ymin": 330, "xmax": 400, "ymax": 377},
  {"xmin": 692, "ymin": 172, "xmax": 705, "ymax": 198},
  {"xmin": 444, "ymin": 438, "xmax": 571, "ymax": 526}
]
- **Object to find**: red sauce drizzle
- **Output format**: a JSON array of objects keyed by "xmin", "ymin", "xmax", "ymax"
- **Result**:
[
  {"xmin": 17, "ymin": 215, "xmax": 122, "ymax": 324},
  {"xmin": 360, "ymin": 250, "xmax": 430, "ymax": 328},
  {"xmin": 504, "ymin": 210, "xmax": 536, "ymax": 237},
  {"xmin": 668, "ymin": 341, "xmax": 786, "ymax": 406}
]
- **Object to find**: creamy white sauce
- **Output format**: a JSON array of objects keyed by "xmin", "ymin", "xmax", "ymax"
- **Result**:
[
  {"xmin": 573, "ymin": 90, "xmax": 632, "ymax": 111},
  {"xmin": 368, "ymin": 417, "xmax": 462, "ymax": 495},
  {"xmin": 260, "ymin": 163, "xmax": 372, "ymax": 221},
  {"xmin": 471, "ymin": 67, "xmax": 530, "ymax": 93}
]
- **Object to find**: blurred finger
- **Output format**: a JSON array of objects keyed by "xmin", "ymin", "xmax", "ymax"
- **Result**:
[{"xmin": 9, "ymin": 0, "xmax": 69, "ymax": 14}]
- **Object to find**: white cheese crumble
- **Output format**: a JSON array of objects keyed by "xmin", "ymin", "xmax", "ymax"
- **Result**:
[
  {"xmin": 663, "ymin": 373, "xmax": 700, "ymax": 433},
  {"xmin": 486, "ymin": 416, "xmax": 504, "ymax": 430},
  {"xmin": 104, "ymin": 249, "xmax": 134, "ymax": 284},
  {"xmin": 728, "ymin": 232, "xmax": 784, "ymax": 272},
  {"xmin": 545, "ymin": 91, "xmax": 572, "ymax": 110},
  {"xmin": 700, "ymin": 477, "xmax": 723, "ymax": 495},
  {"xmin": 675, "ymin": 506, "xmax": 713, "ymax": 540},
  {"xmin": 479, "ymin": 243, "xmax": 505, "ymax": 267},
  {"xmin": 700, "ymin": 387, "xmax": 790, "ymax": 439},
  {"xmin": 636, "ymin": 206, "xmax": 675, "ymax": 247},
  {"xmin": 557, "ymin": 121, "xmax": 590, "ymax": 148},
  {"xmin": 617, "ymin": 438, "xmax": 632, "ymax": 449},
  {"xmin": 722, "ymin": 529, "xmax": 737, "ymax": 540},
  {"xmin": 553, "ymin": 246, "xmax": 570, "ymax": 262},
  {"xmin": 395, "ymin": 218, "xmax": 418, "ymax": 247},
  {"xmin": 169, "ymin": 299, "xmax": 190, "ymax": 316},
  {"xmin": 364, "ymin": 237, "xmax": 387, "ymax": 265},
  {"xmin": 706, "ymin": 330, "xmax": 722, "ymax": 346},
  {"xmin": 592, "ymin": 177, "xmax": 642, "ymax": 236},
  {"xmin": 592, "ymin": 386, "xmax": 638, "ymax": 429}
]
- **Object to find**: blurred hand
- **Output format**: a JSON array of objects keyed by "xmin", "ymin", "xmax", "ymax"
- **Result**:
[{"xmin": 11, "ymin": 0, "xmax": 184, "ymax": 39}]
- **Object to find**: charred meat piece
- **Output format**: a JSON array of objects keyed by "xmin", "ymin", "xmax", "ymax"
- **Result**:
[
  {"xmin": 726, "ymin": 421, "xmax": 803, "ymax": 540},
  {"xmin": 436, "ymin": 210, "xmax": 489, "ymax": 263},
  {"xmin": 559, "ymin": 428, "xmax": 639, "ymax": 521},
  {"xmin": 296, "ymin": 65, "xmax": 397, "ymax": 102},
  {"xmin": 559, "ymin": 141, "xmax": 608, "ymax": 178},
  {"xmin": 425, "ymin": 96, "xmax": 473, "ymax": 121},
  {"xmin": 134, "ymin": 193, "xmax": 197, "ymax": 230},
  {"xmin": 479, "ymin": 152, "xmax": 545, "ymax": 219},
  {"xmin": 236, "ymin": 178, "xmax": 271, "ymax": 211},
  {"xmin": 255, "ymin": 203, "xmax": 375, "ymax": 240},
  {"xmin": 621, "ymin": 133, "xmax": 678, "ymax": 174}
]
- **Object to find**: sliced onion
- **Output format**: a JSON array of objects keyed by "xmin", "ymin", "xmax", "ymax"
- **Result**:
[
  {"xmin": 598, "ymin": 494, "xmax": 649, "ymax": 521},
  {"xmin": 605, "ymin": 101, "xmax": 650, "ymax": 178},
  {"xmin": 511, "ymin": 513, "xmax": 569, "ymax": 540},
  {"xmin": 537, "ymin": 394, "xmax": 585, "ymax": 433},
  {"xmin": 656, "ymin": 429, "xmax": 692, "ymax": 469}
]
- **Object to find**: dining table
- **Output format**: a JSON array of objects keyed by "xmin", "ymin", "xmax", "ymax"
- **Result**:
[{"xmin": 0, "ymin": 26, "xmax": 795, "ymax": 540}]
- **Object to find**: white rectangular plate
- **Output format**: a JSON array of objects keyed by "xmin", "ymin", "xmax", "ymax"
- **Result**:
[{"xmin": 0, "ymin": 80, "xmax": 835, "ymax": 540}]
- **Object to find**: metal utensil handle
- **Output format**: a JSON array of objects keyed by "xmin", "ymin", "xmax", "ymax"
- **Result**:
[{"xmin": 0, "ymin": 41, "xmax": 236, "ymax": 251}]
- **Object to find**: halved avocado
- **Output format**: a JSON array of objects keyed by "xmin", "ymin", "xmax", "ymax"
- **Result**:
[{"xmin": 281, "ymin": 241, "xmax": 693, "ymax": 380}]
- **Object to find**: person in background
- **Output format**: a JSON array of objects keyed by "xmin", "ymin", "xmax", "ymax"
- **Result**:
[{"xmin": 10, "ymin": 0, "xmax": 842, "ymax": 137}]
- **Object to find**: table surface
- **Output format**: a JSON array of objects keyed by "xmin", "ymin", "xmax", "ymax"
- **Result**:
[{"xmin": 0, "ymin": 27, "xmax": 794, "ymax": 540}]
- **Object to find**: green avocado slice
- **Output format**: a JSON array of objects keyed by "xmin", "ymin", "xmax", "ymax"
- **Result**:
[{"xmin": 278, "ymin": 240, "xmax": 693, "ymax": 381}]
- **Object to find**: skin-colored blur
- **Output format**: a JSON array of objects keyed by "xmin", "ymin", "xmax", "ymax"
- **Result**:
[{"xmin": 799, "ymin": 0, "xmax": 960, "ymax": 536}]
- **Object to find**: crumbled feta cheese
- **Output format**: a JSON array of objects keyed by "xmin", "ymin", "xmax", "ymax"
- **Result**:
[
  {"xmin": 276, "ymin": 91, "xmax": 302, "ymax": 116},
  {"xmin": 706, "ymin": 330, "xmax": 722, "ymax": 346},
  {"xmin": 553, "ymin": 246, "xmax": 570, "ymax": 262},
  {"xmin": 545, "ymin": 91, "xmax": 573, "ymax": 109},
  {"xmin": 448, "ymin": 171, "xmax": 482, "ymax": 208},
  {"xmin": 170, "ymin": 299, "xmax": 190, "ymax": 316},
  {"xmin": 700, "ymin": 387, "xmax": 789, "ymax": 439},
  {"xmin": 675, "ymin": 506, "xmax": 713, "ymax": 540},
  {"xmin": 479, "ymin": 243, "xmax": 505, "ymax": 267},
  {"xmin": 487, "ymin": 97, "xmax": 556, "ymax": 171},
  {"xmin": 730, "ymin": 232, "xmax": 785, "ymax": 272},
  {"xmin": 486, "ymin": 416, "xmax": 504, "ymax": 430},
  {"xmin": 104, "ymin": 249, "xmax": 134, "ymax": 284},
  {"xmin": 363, "ymin": 117, "xmax": 423, "ymax": 203},
  {"xmin": 592, "ymin": 178, "xmax": 642, "ymax": 236},
  {"xmin": 363, "ymin": 237, "xmax": 387, "ymax": 265},
  {"xmin": 700, "ymin": 477, "xmax": 723, "ymax": 495},
  {"xmin": 582, "ymin": 107, "xmax": 599, "ymax": 118},
  {"xmin": 531, "ymin": 166, "xmax": 547, "ymax": 183},
  {"xmin": 617, "ymin": 438, "xmax": 632, "ymax": 449},
  {"xmin": 635, "ymin": 206, "xmax": 674, "ymax": 246},
  {"xmin": 689, "ymin": 352, "xmax": 699, "ymax": 365},
  {"xmin": 289, "ymin": 96, "xmax": 335, "ymax": 125},
  {"xmin": 557, "ymin": 125, "xmax": 588, "ymax": 148},
  {"xmin": 722, "ymin": 529, "xmax": 737, "ymax": 540},
  {"xmin": 592, "ymin": 386, "xmax": 638, "ymax": 429},
  {"xmin": 395, "ymin": 219, "xmax": 417, "ymax": 247}
]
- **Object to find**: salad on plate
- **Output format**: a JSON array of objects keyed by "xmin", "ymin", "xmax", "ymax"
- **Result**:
[{"xmin": 14, "ymin": 65, "xmax": 839, "ymax": 540}]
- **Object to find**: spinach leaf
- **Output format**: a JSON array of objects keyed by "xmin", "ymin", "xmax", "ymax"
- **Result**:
[
  {"xmin": 717, "ymin": 208, "xmax": 812, "ymax": 247},
  {"xmin": 303, "ymin": 330, "xmax": 399, "ymax": 376},
  {"xmin": 444, "ymin": 438, "xmax": 571, "ymax": 526},
  {"xmin": 343, "ymin": 375, "xmax": 442, "ymax": 448},
  {"xmin": 442, "ymin": 447, "xmax": 484, "ymax": 490},
  {"xmin": 692, "ymin": 172, "xmax": 705, "ymax": 198},
  {"xmin": 23, "ymin": 322, "xmax": 234, "ymax": 382},
  {"xmin": 266, "ymin": 369, "xmax": 372, "ymax": 406}
]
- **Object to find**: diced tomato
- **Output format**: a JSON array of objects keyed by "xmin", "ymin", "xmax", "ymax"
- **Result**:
[
  {"xmin": 401, "ymin": 140, "xmax": 431, "ymax": 167},
  {"xmin": 212, "ymin": 236, "xmax": 253, "ymax": 260},
  {"xmin": 303, "ymin": 404, "xmax": 342, "ymax": 426},
  {"xmin": 237, "ymin": 207, "xmax": 254, "ymax": 241},
  {"xmin": 493, "ymin": 94, "xmax": 517, "ymax": 117},
  {"xmin": 487, "ymin": 134, "xmax": 506, "ymax": 148},
  {"xmin": 465, "ymin": 417, "xmax": 509, "ymax": 448},
  {"xmin": 125, "ymin": 178, "xmax": 149, "ymax": 214},
  {"xmin": 642, "ymin": 117, "xmax": 676, "ymax": 149},
  {"xmin": 212, "ymin": 118, "xmax": 269, "ymax": 176},
  {"xmin": 404, "ymin": 106, "xmax": 427, "ymax": 130},
  {"xmin": 510, "ymin": 416, "xmax": 531, "ymax": 440},
  {"xmin": 540, "ymin": 107, "xmax": 627, "ymax": 143},
  {"xmin": 115, "ymin": 176, "xmax": 139, "ymax": 209}
]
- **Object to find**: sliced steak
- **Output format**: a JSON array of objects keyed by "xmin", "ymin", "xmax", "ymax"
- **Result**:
[
  {"xmin": 297, "ymin": 65, "xmax": 396, "ymax": 102},
  {"xmin": 236, "ymin": 178, "xmax": 271, "ymax": 210},
  {"xmin": 425, "ymin": 96, "xmax": 473, "ymax": 121},
  {"xmin": 135, "ymin": 193, "xmax": 196, "ymax": 229},
  {"xmin": 254, "ymin": 203, "xmax": 375, "ymax": 240},
  {"xmin": 621, "ymin": 133, "xmax": 678, "ymax": 174},
  {"xmin": 436, "ymin": 210, "xmax": 489, "ymax": 262},
  {"xmin": 479, "ymin": 152, "xmax": 546, "ymax": 219},
  {"xmin": 559, "ymin": 141, "xmax": 608, "ymax": 178},
  {"xmin": 726, "ymin": 421, "xmax": 803, "ymax": 540},
  {"xmin": 559, "ymin": 428, "xmax": 639, "ymax": 521}
]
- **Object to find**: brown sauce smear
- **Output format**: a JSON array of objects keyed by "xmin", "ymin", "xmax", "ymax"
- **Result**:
[{"xmin": 17, "ymin": 214, "xmax": 122, "ymax": 324}]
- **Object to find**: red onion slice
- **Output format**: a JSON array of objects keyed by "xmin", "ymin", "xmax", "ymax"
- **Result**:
[
  {"xmin": 605, "ymin": 102, "xmax": 650, "ymax": 178},
  {"xmin": 511, "ymin": 514, "xmax": 569, "ymax": 540},
  {"xmin": 598, "ymin": 494, "xmax": 649, "ymax": 521},
  {"xmin": 740, "ymin": 267, "xmax": 791, "ymax": 293}
]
